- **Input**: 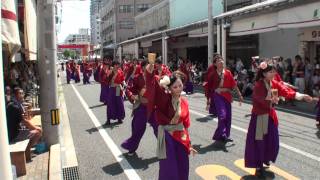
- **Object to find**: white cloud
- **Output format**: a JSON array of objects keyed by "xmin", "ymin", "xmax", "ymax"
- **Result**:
[{"xmin": 57, "ymin": 0, "xmax": 90, "ymax": 43}]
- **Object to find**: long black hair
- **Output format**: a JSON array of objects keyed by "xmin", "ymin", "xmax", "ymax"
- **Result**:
[{"xmin": 255, "ymin": 63, "xmax": 276, "ymax": 81}]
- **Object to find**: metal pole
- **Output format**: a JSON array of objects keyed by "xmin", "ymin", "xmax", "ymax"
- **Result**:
[
  {"xmin": 164, "ymin": 37, "xmax": 168, "ymax": 66},
  {"xmin": 208, "ymin": 0, "xmax": 214, "ymax": 66},
  {"xmin": 222, "ymin": 20, "xmax": 227, "ymax": 65},
  {"xmin": 0, "ymin": 3, "xmax": 14, "ymax": 177},
  {"xmin": 119, "ymin": 45, "xmax": 123, "ymax": 62},
  {"xmin": 38, "ymin": 0, "xmax": 59, "ymax": 146},
  {"xmin": 113, "ymin": 1, "xmax": 117, "ymax": 61},
  {"xmin": 217, "ymin": 20, "xmax": 221, "ymax": 55},
  {"xmin": 162, "ymin": 34, "xmax": 168, "ymax": 65},
  {"xmin": 134, "ymin": 41, "xmax": 139, "ymax": 59}
]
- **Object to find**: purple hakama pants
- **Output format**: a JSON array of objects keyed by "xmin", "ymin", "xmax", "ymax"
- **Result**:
[
  {"xmin": 121, "ymin": 105, "xmax": 158, "ymax": 152},
  {"xmin": 107, "ymin": 87, "xmax": 125, "ymax": 121},
  {"xmin": 158, "ymin": 131, "xmax": 189, "ymax": 180},
  {"xmin": 244, "ymin": 114, "xmax": 279, "ymax": 168},
  {"xmin": 212, "ymin": 93, "xmax": 232, "ymax": 141}
]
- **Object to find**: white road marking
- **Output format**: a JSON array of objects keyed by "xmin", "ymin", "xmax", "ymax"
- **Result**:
[
  {"xmin": 71, "ymin": 84, "xmax": 141, "ymax": 180},
  {"xmin": 189, "ymin": 109, "xmax": 320, "ymax": 163}
]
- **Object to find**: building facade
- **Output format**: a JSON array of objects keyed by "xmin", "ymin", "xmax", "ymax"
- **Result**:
[
  {"xmin": 120, "ymin": 0, "xmax": 320, "ymax": 68},
  {"xmin": 90, "ymin": 0, "xmax": 102, "ymax": 46},
  {"xmin": 99, "ymin": 0, "xmax": 162, "ymax": 58},
  {"xmin": 64, "ymin": 28, "xmax": 90, "ymax": 45}
]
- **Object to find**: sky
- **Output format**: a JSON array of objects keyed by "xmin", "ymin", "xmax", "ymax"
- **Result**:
[{"xmin": 57, "ymin": 0, "xmax": 90, "ymax": 43}]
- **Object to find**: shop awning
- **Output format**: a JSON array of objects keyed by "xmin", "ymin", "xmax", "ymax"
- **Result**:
[
  {"xmin": 230, "ymin": 1, "xmax": 320, "ymax": 36},
  {"xmin": 24, "ymin": 0, "xmax": 37, "ymax": 61},
  {"xmin": 230, "ymin": 12, "xmax": 278, "ymax": 36},
  {"xmin": 278, "ymin": 1, "xmax": 320, "ymax": 29},
  {"xmin": 188, "ymin": 27, "xmax": 208, "ymax": 38},
  {"xmin": 104, "ymin": 43, "xmax": 116, "ymax": 49},
  {"xmin": 1, "ymin": 0, "xmax": 21, "ymax": 61}
]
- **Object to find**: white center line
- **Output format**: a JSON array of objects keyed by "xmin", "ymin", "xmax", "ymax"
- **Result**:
[
  {"xmin": 189, "ymin": 109, "xmax": 320, "ymax": 163},
  {"xmin": 71, "ymin": 84, "xmax": 141, "ymax": 180}
]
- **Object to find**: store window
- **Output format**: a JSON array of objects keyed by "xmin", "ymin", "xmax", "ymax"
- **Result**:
[
  {"xmin": 137, "ymin": 4, "xmax": 150, "ymax": 12},
  {"xmin": 119, "ymin": 5, "xmax": 133, "ymax": 13},
  {"xmin": 119, "ymin": 21, "xmax": 134, "ymax": 29}
]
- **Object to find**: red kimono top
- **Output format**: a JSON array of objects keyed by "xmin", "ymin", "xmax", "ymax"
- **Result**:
[
  {"xmin": 125, "ymin": 73, "xmax": 148, "ymax": 105},
  {"xmin": 99, "ymin": 66, "xmax": 110, "ymax": 85},
  {"xmin": 179, "ymin": 63, "xmax": 191, "ymax": 82},
  {"xmin": 126, "ymin": 64, "xmax": 142, "ymax": 80},
  {"xmin": 206, "ymin": 67, "xmax": 236, "ymax": 103},
  {"xmin": 109, "ymin": 69, "xmax": 125, "ymax": 85},
  {"xmin": 66, "ymin": 64, "xmax": 72, "ymax": 73},
  {"xmin": 252, "ymin": 79, "xmax": 296, "ymax": 125},
  {"xmin": 273, "ymin": 72, "xmax": 296, "ymax": 99},
  {"xmin": 75, "ymin": 65, "xmax": 81, "ymax": 77},
  {"xmin": 156, "ymin": 64, "xmax": 172, "ymax": 77},
  {"xmin": 146, "ymin": 70, "xmax": 191, "ymax": 153}
]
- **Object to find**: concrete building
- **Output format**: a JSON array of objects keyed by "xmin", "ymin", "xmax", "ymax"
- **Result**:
[
  {"xmin": 120, "ymin": 0, "xmax": 320, "ymax": 68},
  {"xmin": 64, "ymin": 28, "xmax": 90, "ymax": 45},
  {"xmin": 90, "ymin": 0, "xmax": 102, "ymax": 46},
  {"xmin": 99, "ymin": 0, "xmax": 163, "ymax": 58}
]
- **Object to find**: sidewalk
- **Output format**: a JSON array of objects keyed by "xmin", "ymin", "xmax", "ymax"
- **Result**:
[
  {"xmin": 57, "ymin": 76, "xmax": 80, "ymax": 178},
  {"xmin": 18, "ymin": 151, "xmax": 49, "ymax": 180}
]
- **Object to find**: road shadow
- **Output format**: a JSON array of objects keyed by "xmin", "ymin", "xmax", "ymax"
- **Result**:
[
  {"xmin": 316, "ymin": 126, "xmax": 320, "ymax": 139},
  {"xmin": 123, "ymin": 153, "xmax": 158, "ymax": 170},
  {"xmin": 86, "ymin": 123, "xmax": 121, "ymax": 134},
  {"xmin": 193, "ymin": 141, "xmax": 235, "ymax": 154},
  {"xmin": 195, "ymin": 115, "xmax": 215, "ymax": 123},
  {"xmin": 89, "ymin": 104, "xmax": 106, "ymax": 109},
  {"xmin": 102, "ymin": 162, "xmax": 124, "ymax": 176},
  {"xmin": 102, "ymin": 154, "xmax": 158, "ymax": 176},
  {"xmin": 241, "ymin": 168, "xmax": 275, "ymax": 180}
]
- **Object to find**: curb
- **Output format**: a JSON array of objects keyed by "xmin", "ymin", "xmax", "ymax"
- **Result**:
[
  {"xmin": 58, "ymin": 76, "xmax": 79, "ymax": 168},
  {"xmin": 49, "ymin": 144, "xmax": 62, "ymax": 180}
]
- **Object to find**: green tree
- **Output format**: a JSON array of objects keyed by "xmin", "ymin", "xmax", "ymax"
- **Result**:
[
  {"xmin": 70, "ymin": 51, "xmax": 76, "ymax": 59},
  {"xmin": 63, "ymin": 50, "xmax": 71, "ymax": 59}
]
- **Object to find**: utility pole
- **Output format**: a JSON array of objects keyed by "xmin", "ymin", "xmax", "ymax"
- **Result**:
[
  {"xmin": 113, "ymin": 1, "xmax": 117, "ymax": 61},
  {"xmin": 0, "ymin": 4, "xmax": 14, "ymax": 177},
  {"xmin": 37, "ymin": 0, "xmax": 59, "ymax": 146},
  {"xmin": 208, "ymin": 0, "xmax": 214, "ymax": 66}
]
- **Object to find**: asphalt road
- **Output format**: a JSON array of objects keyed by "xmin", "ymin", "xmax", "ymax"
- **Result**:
[{"xmin": 62, "ymin": 78, "xmax": 320, "ymax": 180}]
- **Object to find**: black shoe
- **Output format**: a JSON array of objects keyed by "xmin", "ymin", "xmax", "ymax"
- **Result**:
[
  {"xmin": 105, "ymin": 120, "xmax": 111, "ymax": 125},
  {"xmin": 224, "ymin": 138, "xmax": 233, "ymax": 143},
  {"xmin": 127, "ymin": 151, "xmax": 136, "ymax": 156}
]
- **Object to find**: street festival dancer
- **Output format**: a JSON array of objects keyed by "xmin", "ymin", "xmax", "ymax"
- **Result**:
[
  {"xmin": 145, "ymin": 56, "xmax": 197, "ymax": 180},
  {"xmin": 244, "ymin": 61, "xmax": 312, "ymax": 177},
  {"xmin": 121, "ymin": 60, "xmax": 158, "ymax": 155},
  {"xmin": 99, "ymin": 62, "xmax": 110, "ymax": 105},
  {"xmin": 106, "ymin": 61, "xmax": 125, "ymax": 125},
  {"xmin": 205, "ymin": 55, "xmax": 243, "ymax": 143}
]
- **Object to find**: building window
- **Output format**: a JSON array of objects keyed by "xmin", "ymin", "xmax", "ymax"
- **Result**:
[
  {"xmin": 119, "ymin": 5, "xmax": 133, "ymax": 13},
  {"xmin": 137, "ymin": 4, "xmax": 150, "ymax": 12},
  {"xmin": 119, "ymin": 21, "xmax": 134, "ymax": 29}
]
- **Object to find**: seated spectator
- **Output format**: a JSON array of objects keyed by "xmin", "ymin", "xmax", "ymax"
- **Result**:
[
  {"xmin": 242, "ymin": 78, "xmax": 254, "ymax": 97},
  {"xmin": 5, "ymin": 86, "xmax": 11, "ymax": 106},
  {"xmin": 6, "ymin": 87, "xmax": 42, "ymax": 161},
  {"xmin": 313, "ymin": 85, "xmax": 320, "ymax": 97},
  {"xmin": 312, "ymin": 66, "xmax": 320, "ymax": 89}
]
